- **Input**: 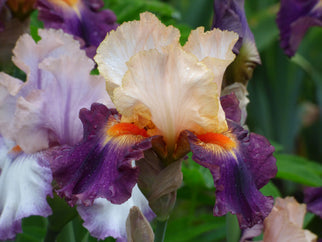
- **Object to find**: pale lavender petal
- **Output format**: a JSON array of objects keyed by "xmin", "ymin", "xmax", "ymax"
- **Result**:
[
  {"xmin": 0, "ymin": 29, "xmax": 112, "ymax": 153},
  {"xmin": 0, "ymin": 137, "xmax": 53, "ymax": 240},
  {"xmin": 50, "ymin": 103, "xmax": 154, "ymax": 206},
  {"xmin": 277, "ymin": 0, "xmax": 322, "ymax": 57},
  {"xmin": 304, "ymin": 187, "xmax": 322, "ymax": 218},
  {"xmin": 77, "ymin": 185, "xmax": 154, "ymax": 240}
]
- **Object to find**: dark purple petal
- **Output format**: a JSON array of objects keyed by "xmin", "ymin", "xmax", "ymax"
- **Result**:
[
  {"xmin": 185, "ymin": 127, "xmax": 276, "ymax": 228},
  {"xmin": 304, "ymin": 187, "xmax": 322, "ymax": 218},
  {"xmin": 228, "ymin": 120, "xmax": 277, "ymax": 189},
  {"xmin": 36, "ymin": 0, "xmax": 118, "ymax": 58},
  {"xmin": 212, "ymin": 0, "xmax": 257, "ymax": 56},
  {"xmin": 277, "ymin": 0, "xmax": 322, "ymax": 57},
  {"xmin": 49, "ymin": 103, "xmax": 154, "ymax": 206},
  {"xmin": 220, "ymin": 92, "xmax": 241, "ymax": 123}
]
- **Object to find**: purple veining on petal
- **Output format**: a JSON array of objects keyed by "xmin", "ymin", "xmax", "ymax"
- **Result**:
[
  {"xmin": 0, "ymin": 136, "xmax": 53, "ymax": 240},
  {"xmin": 185, "ymin": 129, "xmax": 275, "ymax": 228},
  {"xmin": 212, "ymin": 0, "xmax": 256, "ymax": 54},
  {"xmin": 304, "ymin": 187, "xmax": 322, "ymax": 218},
  {"xmin": 50, "ymin": 103, "xmax": 154, "ymax": 206},
  {"xmin": 277, "ymin": 0, "xmax": 322, "ymax": 57},
  {"xmin": 36, "ymin": 0, "xmax": 118, "ymax": 58},
  {"xmin": 220, "ymin": 92, "xmax": 241, "ymax": 123}
]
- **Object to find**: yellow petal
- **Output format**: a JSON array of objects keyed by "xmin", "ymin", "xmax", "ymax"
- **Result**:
[
  {"xmin": 113, "ymin": 44, "xmax": 228, "ymax": 152},
  {"xmin": 95, "ymin": 12, "xmax": 180, "ymax": 97}
]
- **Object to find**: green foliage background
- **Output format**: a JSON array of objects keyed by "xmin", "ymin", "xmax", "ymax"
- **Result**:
[{"xmin": 4, "ymin": 0, "xmax": 322, "ymax": 241}]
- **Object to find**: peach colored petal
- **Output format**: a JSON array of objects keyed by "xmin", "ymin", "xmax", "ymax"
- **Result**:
[
  {"xmin": 263, "ymin": 197, "xmax": 317, "ymax": 242},
  {"xmin": 95, "ymin": 12, "xmax": 180, "ymax": 97},
  {"xmin": 184, "ymin": 27, "xmax": 238, "ymax": 91},
  {"xmin": 113, "ymin": 44, "xmax": 227, "ymax": 153}
]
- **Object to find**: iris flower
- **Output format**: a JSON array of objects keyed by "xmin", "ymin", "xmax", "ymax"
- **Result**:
[
  {"xmin": 277, "ymin": 0, "xmax": 322, "ymax": 57},
  {"xmin": 0, "ymin": 29, "xmax": 151, "ymax": 240},
  {"xmin": 36, "ymin": 0, "xmax": 118, "ymax": 58},
  {"xmin": 51, "ymin": 12, "xmax": 277, "ymax": 234}
]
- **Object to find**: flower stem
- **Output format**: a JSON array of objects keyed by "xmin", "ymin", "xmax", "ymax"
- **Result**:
[{"xmin": 154, "ymin": 219, "xmax": 168, "ymax": 242}]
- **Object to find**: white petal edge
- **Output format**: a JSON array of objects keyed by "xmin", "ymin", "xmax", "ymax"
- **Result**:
[
  {"xmin": 95, "ymin": 12, "xmax": 180, "ymax": 96},
  {"xmin": 0, "ymin": 138, "xmax": 53, "ymax": 240},
  {"xmin": 77, "ymin": 185, "xmax": 154, "ymax": 241}
]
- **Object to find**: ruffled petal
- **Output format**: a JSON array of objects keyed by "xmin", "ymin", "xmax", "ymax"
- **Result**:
[
  {"xmin": 0, "ymin": 137, "xmax": 53, "ymax": 240},
  {"xmin": 95, "ymin": 12, "xmax": 180, "ymax": 96},
  {"xmin": 183, "ymin": 27, "xmax": 238, "ymax": 91},
  {"xmin": 304, "ymin": 187, "xmax": 322, "ymax": 218},
  {"xmin": 77, "ymin": 185, "xmax": 154, "ymax": 240},
  {"xmin": 276, "ymin": 0, "xmax": 322, "ymax": 57},
  {"xmin": 185, "ymin": 127, "xmax": 276, "ymax": 228},
  {"xmin": 114, "ymin": 44, "xmax": 227, "ymax": 152},
  {"xmin": 0, "ymin": 29, "xmax": 112, "ymax": 153},
  {"xmin": 263, "ymin": 197, "xmax": 317, "ymax": 241},
  {"xmin": 50, "ymin": 103, "xmax": 154, "ymax": 205},
  {"xmin": 36, "ymin": 0, "xmax": 118, "ymax": 58}
]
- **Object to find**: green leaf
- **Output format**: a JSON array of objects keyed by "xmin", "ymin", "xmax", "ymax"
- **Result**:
[
  {"xmin": 260, "ymin": 181, "xmax": 281, "ymax": 198},
  {"xmin": 275, "ymin": 154, "xmax": 322, "ymax": 186}
]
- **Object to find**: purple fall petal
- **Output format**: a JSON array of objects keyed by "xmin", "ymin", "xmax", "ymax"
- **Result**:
[
  {"xmin": 277, "ymin": 0, "xmax": 322, "ymax": 57},
  {"xmin": 36, "ymin": 0, "xmax": 118, "ymax": 58},
  {"xmin": 185, "ymin": 127, "xmax": 276, "ymax": 228},
  {"xmin": 228, "ymin": 120, "xmax": 277, "ymax": 189},
  {"xmin": 304, "ymin": 187, "xmax": 322, "ymax": 218},
  {"xmin": 50, "ymin": 103, "xmax": 154, "ymax": 206}
]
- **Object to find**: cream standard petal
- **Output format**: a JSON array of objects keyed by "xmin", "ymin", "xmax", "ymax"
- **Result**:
[
  {"xmin": 184, "ymin": 27, "xmax": 238, "ymax": 91},
  {"xmin": 95, "ymin": 12, "xmax": 180, "ymax": 96},
  {"xmin": 114, "ymin": 44, "xmax": 228, "ymax": 152}
]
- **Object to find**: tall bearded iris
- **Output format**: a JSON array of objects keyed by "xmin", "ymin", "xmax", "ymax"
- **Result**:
[
  {"xmin": 51, "ymin": 11, "xmax": 277, "ymax": 233},
  {"xmin": 0, "ymin": 29, "xmax": 152, "ymax": 241}
]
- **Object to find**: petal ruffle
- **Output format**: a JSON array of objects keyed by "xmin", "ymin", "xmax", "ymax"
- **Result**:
[
  {"xmin": 183, "ymin": 27, "xmax": 238, "ymax": 91},
  {"xmin": 185, "ymin": 127, "xmax": 276, "ymax": 228},
  {"xmin": 50, "ymin": 103, "xmax": 153, "ymax": 205},
  {"xmin": 0, "ymin": 137, "xmax": 53, "ymax": 240},
  {"xmin": 276, "ymin": 0, "xmax": 322, "ymax": 57},
  {"xmin": 95, "ymin": 11, "xmax": 180, "ymax": 96},
  {"xmin": 77, "ymin": 185, "xmax": 154, "ymax": 241},
  {"xmin": 0, "ymin": 29, "xmax": 111, "ymax": 153},
  {"xmin": 114, "ymin": 44, "xmax": 227, "ymax": 152}
]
